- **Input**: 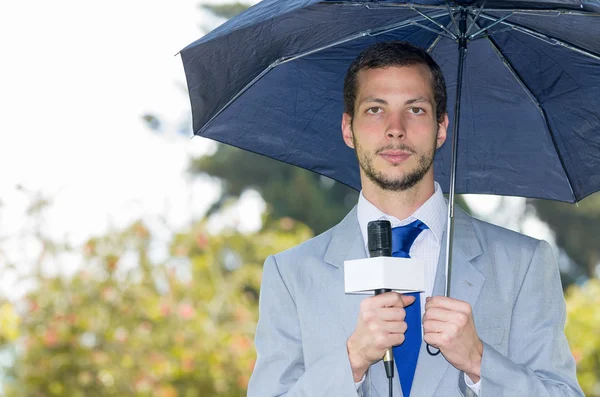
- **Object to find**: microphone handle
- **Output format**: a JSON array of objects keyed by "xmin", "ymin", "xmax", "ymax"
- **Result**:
[{"xmin": 374, "ymin": 288, "xmax": 394, "ymax": 379}]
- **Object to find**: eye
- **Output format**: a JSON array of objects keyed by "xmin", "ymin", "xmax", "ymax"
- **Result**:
[
  {"xmin": 409, "ymin": 107, "xmax": 425, "ymax": 115},
  {"xmin": 366, "ymin": 107, "xmax": 383, "ymax": 115}
]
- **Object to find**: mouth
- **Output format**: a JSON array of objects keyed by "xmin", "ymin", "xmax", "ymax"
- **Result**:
[{"xmin": 378, "ymin": 150, "xmax": 412, "ymax": 164}]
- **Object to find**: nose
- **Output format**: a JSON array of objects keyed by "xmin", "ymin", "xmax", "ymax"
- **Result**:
[{"xmin": 386, "ymin": 112, "xmax": 406, "ymax": 139}]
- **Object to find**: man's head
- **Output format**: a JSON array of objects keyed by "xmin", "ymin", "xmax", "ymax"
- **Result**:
[
  {"xmin": 341, "ymin": 41, "xmax": 448, "ymax": 194},
  {"xmin": 344, "ymin": 41, "xmax": 447, "ymax": 124}
]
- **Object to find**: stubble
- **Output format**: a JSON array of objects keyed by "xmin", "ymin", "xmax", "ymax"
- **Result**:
[{"xmin": 352, "ymin": 130, "xmax": 437, "ymax": 192}]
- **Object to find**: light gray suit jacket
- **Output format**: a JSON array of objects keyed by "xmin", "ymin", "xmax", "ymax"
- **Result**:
[{"xmin": 247, "ymin": 206, "xmax": 583, "ymax": 397}]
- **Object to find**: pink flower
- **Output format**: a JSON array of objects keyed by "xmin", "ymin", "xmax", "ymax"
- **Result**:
[{"xmin": 178, "ymin": 303, "xmax": 195, "ymax": 319}]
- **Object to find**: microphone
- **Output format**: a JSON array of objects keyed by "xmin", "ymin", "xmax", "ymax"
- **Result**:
[{"xmin": 367, "ymin": 220, "xmax": 395, "ymax": 380}]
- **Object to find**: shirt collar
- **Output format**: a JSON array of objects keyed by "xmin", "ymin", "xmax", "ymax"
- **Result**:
[{"xmin": 357, "ymin": 182, "xmax": 447, "ymax": 248}]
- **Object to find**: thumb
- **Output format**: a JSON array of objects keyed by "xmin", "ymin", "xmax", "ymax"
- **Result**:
[{"xmin": 400, "ymin": 294, "xmax": 417, "ymax": 307}]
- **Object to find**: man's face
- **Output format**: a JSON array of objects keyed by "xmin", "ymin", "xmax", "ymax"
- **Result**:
[{"xmin": 342, "ymin": 65, "xmax": 448, "ymax": 192}]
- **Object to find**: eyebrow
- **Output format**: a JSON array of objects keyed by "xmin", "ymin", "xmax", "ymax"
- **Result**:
[
  {"xmin": 405, "ymin": 97, "xmax": 432, "ymax": 105},
  {"xmin": 360, "ymin": 97, "xmax": 387, "ymax": 105},
  {"xmin": 359, "ymin": 96, "xmax": 432, "ymax": 106}
]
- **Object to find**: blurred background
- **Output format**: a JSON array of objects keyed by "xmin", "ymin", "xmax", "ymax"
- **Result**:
[{"xmin": 0, "ymin": 1, "xmax": 598, "ymax": 396}]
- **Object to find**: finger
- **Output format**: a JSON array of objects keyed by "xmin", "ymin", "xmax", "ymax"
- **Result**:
[
  {"xmin": 377, "ymin": 307, "xmax": 407, "ymax": 322},
  {"xmin": 381, "ymin": 320, "xmax": 409, "ymax": 335},
  {"xmin": 371, "ymin": 292, "xmax": 416, "ymax": 309},
  {"xmin": 422, "ymin": 307, "xmax": 457, "ymax": 323},
  {"xmin": 370, "ymin": 292, "xmax": 408, "ymax": 308},
  {"xmin": 421, "ymin": 319, "xmax": 446, "ymax": 334},
  {"xmin": 389, "ymin": 333, "xmax": 406, "ymax": 348},
  {"xmin": 423, "ymin": 332, "xmax": 448, "ymax": 348},
  {"xmin": 425, "ymin": 296, "xmax": 471, "ymax": 314},
  {"xmin": 366, "ymin": 317, "xmax": 408, "ymax": 334},
  {"xmin": 400, "ymin": 294, "xmax": 417, "ymax": 308}
]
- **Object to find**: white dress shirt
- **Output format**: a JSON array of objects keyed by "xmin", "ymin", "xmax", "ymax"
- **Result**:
[{"xmin": 354, "ymin": 182, "xmax": 481, "ymax": 395}]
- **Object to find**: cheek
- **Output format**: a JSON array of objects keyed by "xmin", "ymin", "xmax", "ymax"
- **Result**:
[{"xmin": 354, "ymin": 117, "xmax": 384, "ymax": 136}]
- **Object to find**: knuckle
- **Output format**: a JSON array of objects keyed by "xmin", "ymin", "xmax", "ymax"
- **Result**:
[
  {"xmin": 367, "ymin": 321, "xmax": 379, "ymax": 333},
  {"xmin": 441, "ymin": 333, "xmax": 450, "ymax": 345},
  {"xmin": 396, "ymin": 334, "xmax": 405, "ymax": 345},
  {"xmin": 398, "ymin": 308, "xmax": 406, "ymax": 320},
  {"xmin": 451, "ymin": 324, "xmax": 460, "ymax": 336},
  {"xmin": 374, "ymin": 333, "xmax": 387, "ymax": 349},
  {"xmin": 362, "ymin": 310, "xmax": 374, "ymax": 322},
  {"xmin": 360, "ymin": 299, "xmax": 371, "ymax": 311},
  {"xmin": 463, "ymin": 302, "xmax": 472, "ymax": 313},
  {"xmin": 400, "ymin": 321, "xmax": 408, "ymax": 333}
]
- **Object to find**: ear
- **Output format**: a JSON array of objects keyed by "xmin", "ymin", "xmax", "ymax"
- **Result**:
[
  {"xmin": 342, "ymin": 113, "xmax": 355, "ymax": 149},
  {"xmin": 436, "ymin": 113, "xmax": 449, "ymax": 149}
]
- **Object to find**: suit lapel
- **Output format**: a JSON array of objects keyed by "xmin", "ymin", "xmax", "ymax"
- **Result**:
[
  {"xmin": 323, "ymin": 207, "xmax": 369, "ymax": 342},
  {"xmin": 323, "ymin": 208, "xmax": 398, "ymax": 397},
  {"xmin": 410, "ymin": 208, "xmax": 485, "ymax": 397}
]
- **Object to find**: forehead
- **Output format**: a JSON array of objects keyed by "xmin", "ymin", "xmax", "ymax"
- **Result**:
[{"xmin": 355, "ymin": 64, "xmax": 435, "ymax": 102}]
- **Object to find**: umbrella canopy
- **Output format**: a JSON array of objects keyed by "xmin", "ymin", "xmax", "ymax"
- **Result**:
[{"xmin": 180, "ymin": 0, "xmax": 600, "ymax": 203}]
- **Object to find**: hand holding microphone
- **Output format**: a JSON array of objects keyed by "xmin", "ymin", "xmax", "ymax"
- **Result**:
[
  {"xmin": 346, "ymin": 220, "xmax": 416, "ymax": 382},
  {"xmin": 347, "ymin": 291, "xmax": 415, "ymax": 381}
]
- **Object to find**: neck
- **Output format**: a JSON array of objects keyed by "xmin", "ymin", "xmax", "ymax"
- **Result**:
[{"xmin": 361, "ymin": 174, "xmax": 435, "ymax": 220}]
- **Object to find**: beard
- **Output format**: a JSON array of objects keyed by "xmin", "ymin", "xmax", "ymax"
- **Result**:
[{"xmin": 353, "ymin": 131, "xmax": 437, "ymax": 192}]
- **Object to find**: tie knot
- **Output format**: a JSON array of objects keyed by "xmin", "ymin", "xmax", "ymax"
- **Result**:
[{"xmin": 391, "ymin": 219, "xmax": 429, "ymax": 258}]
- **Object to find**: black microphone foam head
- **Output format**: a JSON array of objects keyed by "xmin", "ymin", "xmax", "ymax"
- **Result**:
[{"xmin": 368, "ymin": 220, "xmax": 392, "ymax": 257}]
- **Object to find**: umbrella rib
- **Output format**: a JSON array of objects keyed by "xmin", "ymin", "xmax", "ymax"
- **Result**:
[
  {"xmin": 483, "ymin": 34, "xmax": 578, "ymax": 202},
  {"xmin": 444, "ymin": 0, "xmax": 459, "ymax": 35},
  {"xmin": 472, "ymin": 8, "xmax": 599, "ymax": 16},
  {"xmin": 408, "ymin": 4, "xmax": 457, "ymax": 40},
  {"xmin": 469, "ymin": 12, "xmax": 514, "ymax": 40},
  {"xmin": 327, "ymin": 2, "xmax": 449, "ymax": 11},
  {"xmin": 465, "ymin": 1, "xmax": 487, "ymax": 36},
  {"xmin": 276, "ymin": 11, "xmax": 450, "ymax": 65},
  {"xmin": 427, "ymin": 35, "xmax": 443, "ymax": 54},
  {"xmin": 477, "ymin": 12, "xmax": 600, "ymax": 61},
  {"xmin": 470, "ymin": 26, "xmax": 516, "ymax": 40},
  {"xmin": 427, "ymin": 18, "xmax": 456, "ymax": 54},
  {"xmin": 412, "ymin": 22, "xmax": 455, "ymax": 40}
]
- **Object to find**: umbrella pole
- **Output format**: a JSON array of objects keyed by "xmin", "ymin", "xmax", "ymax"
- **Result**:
[{"xmin": 444, "ymin": 8, "xmax": 468, "ymax": 297}]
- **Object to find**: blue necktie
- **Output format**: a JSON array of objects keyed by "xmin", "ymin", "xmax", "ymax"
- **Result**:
[{"xmin": 391, "ymin": 219, "xmax": 428, "ymax": 397}]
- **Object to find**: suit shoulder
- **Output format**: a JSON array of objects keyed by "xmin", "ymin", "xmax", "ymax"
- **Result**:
[{"xmin": 272, "ymin": 225, "xmax": 335, "ymax": 267}]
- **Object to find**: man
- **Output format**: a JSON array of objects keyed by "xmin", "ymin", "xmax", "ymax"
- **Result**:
[{"xmin": 247, "ymin": 41, "xmax": 582, "ymax": 397}]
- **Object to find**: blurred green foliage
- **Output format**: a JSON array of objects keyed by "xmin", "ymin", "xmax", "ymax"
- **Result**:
[
  {"xmin": 565, "ymin": 278, "xmax": 600, "ymax": 397},
  {"xmin": 201, "ymin": 3, "xmax": 251, "ymax": 19},
  {"xmin": 190, "ymin": 145, "xmax": 359, "ymax": 235},
  {"xmin": 530, "ymin": 193, "xmax": 600, "ymax": 279},
  {"xmin": 0, "ymin": 215, "xmax": 312, "ymax": 396},
  {"xmin": 1, "ymin": 215, "xmax": 598, "ymax": 395}
]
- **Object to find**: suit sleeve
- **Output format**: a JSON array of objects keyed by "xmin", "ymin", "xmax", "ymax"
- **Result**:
[
  {"xmin": 478, "ymin": 240, "xmax": 583, "ymax": 397},
  {"xmin": 247, "ymin": 255, "xmax": 361, "ymax": 397}
]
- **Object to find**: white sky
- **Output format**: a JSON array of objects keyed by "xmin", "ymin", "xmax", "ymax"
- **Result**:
[
  {"xmin": 0, "ymin": 1, "xmax": 264, "ymax": 298},
  {"xmin": 0, "ymin": 0, "xmax": 553, "ymax": 299}
]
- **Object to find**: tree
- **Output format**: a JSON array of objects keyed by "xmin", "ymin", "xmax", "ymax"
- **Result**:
[
  {"xmin": 1, "ymin": 207, "xmax": 312, "ymax": 396},
  {"xmin": 565, "ymin": 278, "xmax": 600, "ymax": 396},
  {"xmin": 529, "ymin": 193, "xmax": 600, "ymax": 279},
  {"xmin": 200, "ymin": 3, "xmax": 251, "ymax": 19},
  {"xmin": 190, "ymin": 146, "xmax": 358, "ymax": 235}
]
